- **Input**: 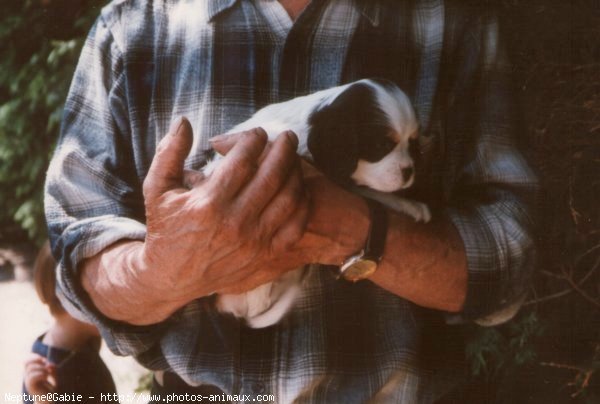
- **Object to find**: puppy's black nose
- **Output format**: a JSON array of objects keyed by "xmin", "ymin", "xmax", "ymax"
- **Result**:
[{"xmin": 402, "ymin": 167, "xmax": 414, "ymax": 182}]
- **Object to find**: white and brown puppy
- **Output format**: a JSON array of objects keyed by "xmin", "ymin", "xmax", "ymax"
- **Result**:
[{"xmin": 204, "ymin": 78, "xmax": 430, "ymax": 328}]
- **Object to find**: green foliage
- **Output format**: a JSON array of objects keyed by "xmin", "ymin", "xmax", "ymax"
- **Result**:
[
  {"xmin": 465, "ymin": 310, "xmax": 544, "ymax": 379},
  {"xmin": 0, "ymin": 0, "xmax": 106, "ymax": 243}
]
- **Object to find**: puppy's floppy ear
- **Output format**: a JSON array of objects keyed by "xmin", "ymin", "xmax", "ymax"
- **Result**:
[{"xmin": 307, "ymin": 83, "xmax": 381, "ymax": 185}]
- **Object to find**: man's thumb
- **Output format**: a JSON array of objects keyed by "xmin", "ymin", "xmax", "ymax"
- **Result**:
[{"xmin": 143, "ymin": 117, "xmax": 194, "ymax": 200}]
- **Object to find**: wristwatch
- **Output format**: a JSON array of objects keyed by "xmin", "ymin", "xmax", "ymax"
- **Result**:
[{"xmin": 339, "ymin": 199, "xmax": 388, "ymax": 282}]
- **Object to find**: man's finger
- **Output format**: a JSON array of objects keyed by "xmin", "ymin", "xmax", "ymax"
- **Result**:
[
  {"xmin": 258, "ymin": 158, "xmax": 305, "ymax": 235},
  {"xmin": 236, "ymin": 131, "xmax": 299, "ymax": 216},
  {"xmin": 270, "ymin": 187, "xmax": 310, "ymax": 253},
  {"xmin": 208, "ymin": 128, "xmax": 268, "ymax": 202},
  {"xmin": 209, "ymin": 127, "xmax": 267, "ymax": 156},
  {"xmin": 143, "ymin": 117, "xmax": 194, "ymax": 201}
]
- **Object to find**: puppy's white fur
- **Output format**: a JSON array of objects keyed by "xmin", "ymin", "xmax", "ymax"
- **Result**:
[{"xmin": 205, "ymin": 79, "xmax": 430, "ymax": 328}]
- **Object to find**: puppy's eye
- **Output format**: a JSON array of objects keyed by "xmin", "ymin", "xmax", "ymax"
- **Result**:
[
  {"xmin": 375, "ymin": 138, "xmax": 395, "ymax": 153},
  {"xmin": 361, "ymin": 137, "xmax": 396, "ymax": 162}
]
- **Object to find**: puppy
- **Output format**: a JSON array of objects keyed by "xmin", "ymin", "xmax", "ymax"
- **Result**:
[{"xmin": 205, "ymin": 78, "xmax": 431, "ymax": 328}]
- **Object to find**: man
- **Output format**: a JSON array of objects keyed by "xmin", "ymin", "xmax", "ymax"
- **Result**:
[{"xmin": 46, "ymin": 0, "xmax": 538, "ymax": 401}]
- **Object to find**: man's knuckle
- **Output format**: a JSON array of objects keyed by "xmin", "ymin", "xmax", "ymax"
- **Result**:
[
  {"xmin": 278, "ymin": 189, "xmax": 300, "ymax": 212},
  {"xmin": 230, "ymin": 154, "xmax": 257, "ymax": 177},
  {"xmin": 280, "ymin": 179, "xmax": 304, "ymax": 210},
  {"xmin": 271, "ymin": 233, "xmax": 295, "ymax": 254},
  {"xmin": 261, "ymin": 172, "xmax": 283, "ymax": 192},
  {"xmin": 193, "ymin": 194, "xmax": 221, "ymax": 217},
  {"xmin": 288, "ymin": 224, "xmax": 304, "ymax": 245},
  {"xmin": 281, "ymin": 221, "xmax": 307, "ymax": 251},
  {"xmin": 256, "ymin": 214, "xmax": 276, "ymax": 239}
]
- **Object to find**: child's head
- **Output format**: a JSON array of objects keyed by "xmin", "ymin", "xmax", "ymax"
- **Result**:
[{"xmin": 34, "ymin": 241, "xmax": 66, "ymax": 317}]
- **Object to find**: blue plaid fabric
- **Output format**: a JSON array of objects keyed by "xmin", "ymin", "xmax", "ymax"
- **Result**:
[{"xmin": 45, "ymin": 0, "xmax": 538, "ymax": 402}]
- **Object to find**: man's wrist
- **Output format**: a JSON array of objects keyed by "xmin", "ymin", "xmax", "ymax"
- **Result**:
[
  {"xmin": 339, "ymin": 199, "xmax": 388, "ymax": 281},
  {"xmin": 306, "ymin": 188, "xmax": 370, "ymax": 266},
  {"xmin": 338, "ymin": 195, "xmax": 371, "ymax": 259},
  {"xmin": 81, "ymin": 240, "xmax": 186, "ymax": 326}
]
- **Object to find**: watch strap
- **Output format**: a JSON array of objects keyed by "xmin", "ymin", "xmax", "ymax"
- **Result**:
[{"xmin": 363, "ymin": 198, "xmax": 388, "ymax": 262}]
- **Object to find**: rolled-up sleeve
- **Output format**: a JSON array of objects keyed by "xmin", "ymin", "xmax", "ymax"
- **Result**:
[
  {"xmin": 45, "ymin": 15, "xmax": 166, "ymax": 356},
  {"xmin": 441, "ymin": 12, "xmax": 538, "ymax": 325}
]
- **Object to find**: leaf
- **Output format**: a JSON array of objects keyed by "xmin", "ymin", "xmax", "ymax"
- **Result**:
[{"xmin": 0, "ymin": 0, "xmax": 108, "ymax": 242}]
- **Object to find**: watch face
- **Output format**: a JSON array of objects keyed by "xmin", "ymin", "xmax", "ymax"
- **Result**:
[{"xmin": 342, "ymin": 259, "xmax": 378, "ymax": 282}]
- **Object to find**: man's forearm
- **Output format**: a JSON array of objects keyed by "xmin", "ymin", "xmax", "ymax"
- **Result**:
[
  {"xmin": 81, "ymin": 207, "xmax": 467, "ymax": 327},
  {"xmin": 371, "ymin": 212, "xmax": 467, "ymax": 312},
  {"xmin": 81, "ymin": 240, "xmax": 188, "ymax": 325},
  {"xmin": 304, "ymin": 176, "xmax": 468, "ymax": 313}
]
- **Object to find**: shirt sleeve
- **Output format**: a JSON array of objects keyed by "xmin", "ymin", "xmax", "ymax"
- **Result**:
[
  {"xmin": 441, "ymin": 12, "xmax": 539, "ymax": 325},
  {"xmin": 45, "ymin": 14, "xmax": 168, "ymax": 356}
]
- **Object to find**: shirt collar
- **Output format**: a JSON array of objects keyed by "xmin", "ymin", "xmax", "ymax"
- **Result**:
[
  {"xmin": 208, "ymin": 0, "xmax": 380, "ymax": 26},
  {"xmin": 207, "ymin": 0, "xmax": 239, "ymax": 22}
]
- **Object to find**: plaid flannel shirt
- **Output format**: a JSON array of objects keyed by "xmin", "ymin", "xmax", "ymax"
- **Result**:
[{"xmin": 45, "ymin": 0, "xmax": 538, "ymax": 402}]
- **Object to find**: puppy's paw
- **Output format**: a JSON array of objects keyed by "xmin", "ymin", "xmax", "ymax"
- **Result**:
[
  {"xmin": 382, "ymin": 197, "xmax": 431, "ymax": 223},
  {"xmin": 216, "ymin": 283, "xmax": 275, "ymax": 321},
  {"xmin": 411, "ymin": 202, "xmax": 432, "ymax": 223},
  {"xmin": 215, "ymin": 294, "xmax": 249, "ymax": 318}
]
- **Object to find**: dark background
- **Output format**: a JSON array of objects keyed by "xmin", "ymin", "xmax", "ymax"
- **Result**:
[{"xmin": 0, "ymin": 1, "xmax": 598, "ymax": 402}]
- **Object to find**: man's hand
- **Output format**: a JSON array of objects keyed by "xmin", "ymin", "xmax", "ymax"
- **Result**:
[
  {"xmin": 290, "ymin": 163, "xmax": 371, "ymax": 266},
  {"xmin": 140, "ymin": 118, "xmax": 310, "ymax": 297},
  {"xmin": 82, "ymin": 118, "xmax": 312, "ymax": 324}
]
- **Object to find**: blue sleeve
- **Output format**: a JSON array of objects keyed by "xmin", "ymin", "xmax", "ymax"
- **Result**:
[
  {"xmin": 45, "ymin": 13, "xmax": 167, "ymax": 356},
  {"xmin": 441, "ymin": 12, "xmax": 538, "ymax": 325}
]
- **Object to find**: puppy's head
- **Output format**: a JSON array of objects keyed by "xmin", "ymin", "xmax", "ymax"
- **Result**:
[{"xmin": 307, "ymin": 79, "xmax": 419, "ymax": 192}]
